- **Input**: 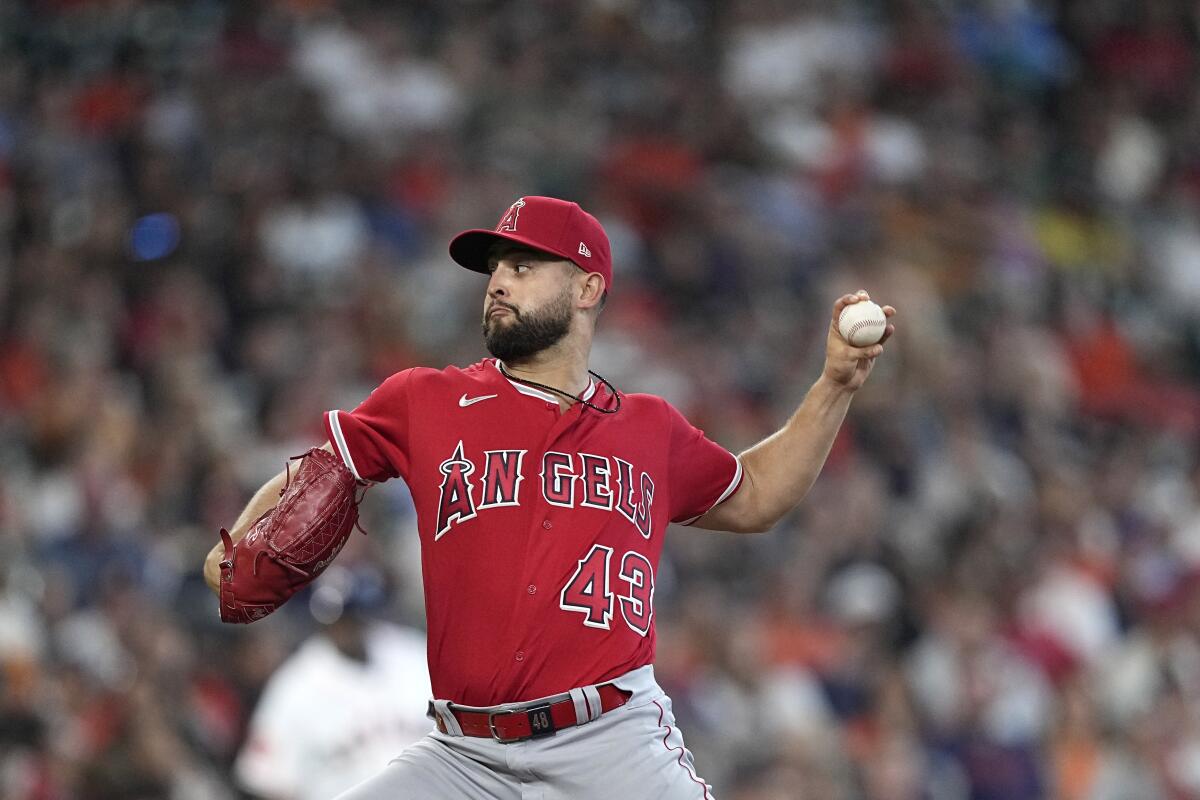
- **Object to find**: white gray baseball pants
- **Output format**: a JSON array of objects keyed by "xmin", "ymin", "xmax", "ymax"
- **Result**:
[{"xmin": 333, "ymin": 665, "xmax": 715, "ymax": 799}]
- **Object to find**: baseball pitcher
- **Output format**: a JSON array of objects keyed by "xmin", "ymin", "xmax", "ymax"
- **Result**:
[{"xmin": 203, "ymin": 196, "xmax": 896, "ymax": 798}]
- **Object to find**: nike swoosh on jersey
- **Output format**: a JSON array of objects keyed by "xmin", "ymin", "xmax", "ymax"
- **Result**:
[{"xmin": 459, "ymin": 393, "xmax": 498, "ymax": 407}]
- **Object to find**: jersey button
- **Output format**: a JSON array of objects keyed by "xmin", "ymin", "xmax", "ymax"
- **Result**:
[
  {"xmin": 527, "ymin": 584, "xmax": 537, "ymax": 595},
  {"xmin": 515, "ymin": 651, "xmax": 525, "ymax": 662},
  {"xmin": 542, "ymin": 519, "xmax": 552, "ymax": 530}
]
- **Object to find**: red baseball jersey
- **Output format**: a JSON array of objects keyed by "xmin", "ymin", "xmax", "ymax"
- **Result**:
[{"xmin": 324, "ymin": 359, "xmax": 742, "ymax": 706}]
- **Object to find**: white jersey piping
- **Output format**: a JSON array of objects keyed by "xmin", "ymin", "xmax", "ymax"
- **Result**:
[
  {"xmin": 326, "ymin": 410, "xmax": 367, "ymax": 483},
  {"xmin": 492, "ymin": 360, "xmax": 596, "ymax": 404}
]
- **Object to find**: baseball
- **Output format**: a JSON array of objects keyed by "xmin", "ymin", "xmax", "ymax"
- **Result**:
[{"xmin": 838, "ymin": 300, "xmax": 887, "ymax": 346}]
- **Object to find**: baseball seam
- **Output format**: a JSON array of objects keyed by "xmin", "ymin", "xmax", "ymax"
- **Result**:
[{"xmin": 846, "ymin": 317, "xmax": 884, "ymax": 343}]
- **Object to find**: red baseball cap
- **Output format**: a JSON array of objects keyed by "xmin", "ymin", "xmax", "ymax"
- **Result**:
[{"xmin": 449, "ymin": 196, "xmax": 613, "ymax": 291}]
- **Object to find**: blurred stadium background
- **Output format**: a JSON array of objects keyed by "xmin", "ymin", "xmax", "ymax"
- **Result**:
[{"xmin": 3, "ymin": 1, "xmax": 1200, "ymax": 798}]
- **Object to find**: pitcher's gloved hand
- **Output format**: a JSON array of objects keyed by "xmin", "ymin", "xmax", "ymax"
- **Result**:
[{"xmin": 218, "ymin": 447, "xmax": 366, "ymax": 623}]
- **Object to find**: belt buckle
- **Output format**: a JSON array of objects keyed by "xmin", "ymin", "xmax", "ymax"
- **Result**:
[
  {"xmin": 487, "ymin": 709, "xmax": 522, "ymax": 744},
  {"xmin": 488, "ymin": 703, "xmax": 556, "ymax": 743}
]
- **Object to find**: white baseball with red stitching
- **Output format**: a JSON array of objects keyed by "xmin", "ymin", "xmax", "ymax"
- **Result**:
[{"xmin": 838, "ymin": 300, "xmax": 887, "ymax": 346}]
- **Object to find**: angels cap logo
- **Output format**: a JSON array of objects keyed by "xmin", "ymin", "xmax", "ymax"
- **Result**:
[{"xmin": 496, "ymin": 198, "xmax": 526, "ymax": 232}]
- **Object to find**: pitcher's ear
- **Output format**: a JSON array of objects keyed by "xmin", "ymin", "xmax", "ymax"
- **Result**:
[{"xmin": 579, "ymin": 272, "xmax": 606, "ymax": 309}]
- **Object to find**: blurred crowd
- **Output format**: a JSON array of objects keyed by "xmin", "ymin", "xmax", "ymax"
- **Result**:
[{"xmin": 2, "ymin": 0, "xmax": 1200, "ymax": 798}]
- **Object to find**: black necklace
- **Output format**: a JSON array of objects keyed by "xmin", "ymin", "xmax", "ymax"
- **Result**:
[{"xmin": 498, "ymin": 362, "xmax": 622, "ymax": 415}]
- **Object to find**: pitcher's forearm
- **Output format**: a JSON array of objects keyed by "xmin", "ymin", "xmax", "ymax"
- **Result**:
[
  {"xmin": 695, "ymin": 375, "xmax": 855, "ymax": 533},
  {"xmin": 738, "ymin": 375, "xmax": 854, "ymax": 526}
]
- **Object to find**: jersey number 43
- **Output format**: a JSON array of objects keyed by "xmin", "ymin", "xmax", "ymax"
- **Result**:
[{"xmin": 559, "ymin": 544, "xmax": 654, "ymax": 636}]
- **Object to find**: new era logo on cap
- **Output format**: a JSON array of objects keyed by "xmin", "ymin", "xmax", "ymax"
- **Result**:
[{"xmin": 448, "ymin": 196, "xmax": 613, "ymax": 291}]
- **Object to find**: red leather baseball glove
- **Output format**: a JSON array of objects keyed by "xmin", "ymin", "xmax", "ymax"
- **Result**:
[{"xmin": 218, "ymin": 447, "xmax": 365, "ymax": 623}]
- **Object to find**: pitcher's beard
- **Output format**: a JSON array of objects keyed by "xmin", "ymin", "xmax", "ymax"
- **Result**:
[{"xmin": 483, "ymin": 291, "xmax": 573, "ymax": 363}]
